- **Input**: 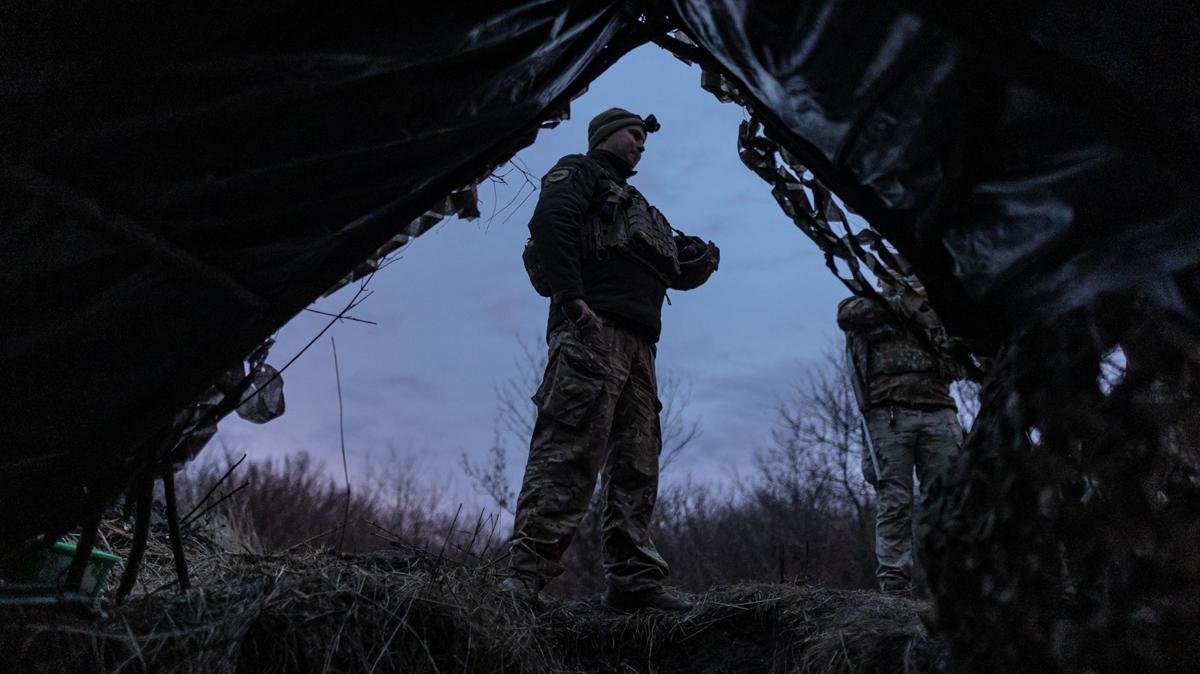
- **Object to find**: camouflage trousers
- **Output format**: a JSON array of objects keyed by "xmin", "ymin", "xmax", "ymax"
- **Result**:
[
  {"xmin": 508, "ymin": 315, "xmax": 669, "ymax": 592},
  {"xmin": 863, "ymin": 406, "xmax": 962, "ymax": 592}
]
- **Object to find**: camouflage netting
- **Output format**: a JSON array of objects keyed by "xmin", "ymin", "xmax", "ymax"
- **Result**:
[{"xmin": 924, "ymin": 296, "xmax": 1200, "ymax": 670}]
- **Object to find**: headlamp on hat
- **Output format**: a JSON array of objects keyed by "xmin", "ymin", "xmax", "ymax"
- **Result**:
[{"xmin": 588, "ymin": 108, "xmax": 661, "ymax": 149}]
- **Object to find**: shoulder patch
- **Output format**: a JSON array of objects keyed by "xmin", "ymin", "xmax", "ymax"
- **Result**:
[{"xmin": 542, "ymin": 167, "xmax": 575, "ymax": 185}]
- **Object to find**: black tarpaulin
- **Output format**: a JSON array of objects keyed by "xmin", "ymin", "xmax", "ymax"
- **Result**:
[
  {"xmin": 3, "ymin": 0, "xmax": 1199, "ymax": 550},
  {"xmin": 1, "ymin": 2, "xmax": 633, "ymax": 542},
  {"xmin": 670, "ymin": 0, "xmax": 1200, "ymax": 338}
]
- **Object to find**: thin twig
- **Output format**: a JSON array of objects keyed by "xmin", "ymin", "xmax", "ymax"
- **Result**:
[
  {"xmin": 332, "ymin": 336, "xmax": 352, "ymax": 555},
  {"xmin": 180, "ymin": 480, "xmax": 251, "ymax": 529},
  {"xmin": 303, "ymin": 307, "xmax": 378, "ymax": 325},
  {"xmin": 285, "ymin": 523, "xmax": 346, "ymax": 554},
  {"xmin": 236, "ymin": 274, "xmax": 377, "ymax": 415},
  {"xmin": 120, "ymin": 618, "xmax": 148, "ymax": 671},
  {"xmin": 364, "ymin": 519, "xmax": 405, "ymax": 544},
  {"xmin": 142, "ymin": 577, "xmax": 181, "ymax": 600},
  {"xmin": 498, "ymin": 177, "xmax": 538, "ymax": 226},
  {"xmin": 180, "ymin": 453, "xmax": 246, "ymax": 524},
  {"xmin": 436, "ymin": 504, "xmax": 464, "ymax": 562},
  {"xmin": 161, "ymin": 277, "xmax": 378, "ymax": 470}
]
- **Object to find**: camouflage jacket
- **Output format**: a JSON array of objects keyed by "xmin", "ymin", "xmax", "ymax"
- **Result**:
[{"xmin": 837, "ymin": 294, "xmax": 957, "ymax": 410}]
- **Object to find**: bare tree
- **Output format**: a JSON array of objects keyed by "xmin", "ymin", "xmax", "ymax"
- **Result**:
[
  {"xmin": 658, "ymin": 375, "xmax": 700, "ymax": 473},
  {"xmin": 760, "ymin": 349, "xmax": 872, "ymax": 519},
  {"xmin": 631, "ymin": 347, "xmax": 884, "ymax": 591},
  {"xmin": 492, "ymin": 334, "xmax": 544, "ymax": 445},
  {"xmin": 462, "ymin": 433, "xmax": 517, "ymax": 514},
  {"xmin": 746, "ymin": 348, "xmax": 876, "ymax": 587}
]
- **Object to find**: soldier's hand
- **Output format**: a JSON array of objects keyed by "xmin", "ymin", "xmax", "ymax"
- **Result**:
[
  {"xmin": 707, "ymin": 241, "xmax": 720, "ymax": 272},
  {"xmin": 563, "ymin": 298, "xmax": 597, "ymax": 325}
]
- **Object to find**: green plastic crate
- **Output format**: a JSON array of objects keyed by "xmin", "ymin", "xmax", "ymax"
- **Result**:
[{"xmin": 38, "ymin": 541, "xmax": 122, "ymax": 599}]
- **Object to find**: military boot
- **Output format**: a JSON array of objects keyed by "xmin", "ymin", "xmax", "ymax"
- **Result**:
[
  {"xmin": 497, "ymin": 574, "xmax": 543, "ymax": 607},
  {"xmin": 879, "ymin": 580, "xmax": 914, "ymax": 599},
  {"xmin": 603, "ymin": 586, "xmax": 692, "ymax": 614}
]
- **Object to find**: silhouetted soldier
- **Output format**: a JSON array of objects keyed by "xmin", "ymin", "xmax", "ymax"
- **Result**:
[
  {"xmin": 504, "ymin": 108, "xmax": 719, "ymax": 612},
  {"xmin": 839, "ymin": 277, "xmax": 963, "ymax": 595}
]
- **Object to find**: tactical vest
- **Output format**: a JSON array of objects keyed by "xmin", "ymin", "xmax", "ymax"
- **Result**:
[
  {"xmin": 584, "ymin": 169, "xmax": 680, "ymax": 280},
  {"xmin": 861, "ymin": 323, "xmax": 940, "ymax": 378},
  {"xmin": 522, "ymin": 158, "xmax": 679, "ymax": 296}
]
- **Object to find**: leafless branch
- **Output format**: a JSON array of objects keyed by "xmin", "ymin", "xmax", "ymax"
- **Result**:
[
  {"xmin": 331, "ymin": 336, "xmax": 352, "ymax": 554},
  {"xmin": 303, "ymin": 308, "xmax": 378, "ymax": 326}
]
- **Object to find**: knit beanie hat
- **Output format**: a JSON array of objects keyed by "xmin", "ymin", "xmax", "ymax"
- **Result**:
[{"xmin": 588, "ymin": 108, "xmax": 657, "ymax": 149}]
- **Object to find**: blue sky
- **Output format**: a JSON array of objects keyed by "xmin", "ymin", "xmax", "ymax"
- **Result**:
[{"xmin": 216, "ymin": 45, "xmax": 854, "ymax": 503}]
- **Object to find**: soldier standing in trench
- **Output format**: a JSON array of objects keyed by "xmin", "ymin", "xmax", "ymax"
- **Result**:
[
  {"xmin": 838, "ymin": 276, "xmax": 964, "ymax": 595},
  {"xmin": 501, "ymin": 108, "xmax": 719, "ymax": 612}
]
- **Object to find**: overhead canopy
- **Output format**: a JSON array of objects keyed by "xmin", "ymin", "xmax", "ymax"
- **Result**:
[
  {"xmin": 3, "ymin": 1, "xmax": 1198, "ymax": 544},
  {"xmin": 1, "ymin": 2, "xmax": 636, "ymax": 542},
  {"xmin": 671, "ymin": 0, "xmax": 1200, "ymax": 334}
]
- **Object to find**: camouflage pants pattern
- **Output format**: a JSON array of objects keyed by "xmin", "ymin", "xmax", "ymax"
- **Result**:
[
  {"xmin": 509, "ymin": 315, "xmax": 669, "ymax": 592},
  {"xmin": 863, "ymin": 406, "xmax": 962, "ymax": 591}
]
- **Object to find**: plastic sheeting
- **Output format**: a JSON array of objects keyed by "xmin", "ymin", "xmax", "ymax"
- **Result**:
[
  {"xmin": 1, "ymin": 2, "xmax": 632, "ymax": 543},
  {"xmin": 3, "ymin": 1, "xmax": 1199, "ymax": 548},
  {"xmin": 669, "ymin": 0, "xmax": 1200, "ymax": 339}
]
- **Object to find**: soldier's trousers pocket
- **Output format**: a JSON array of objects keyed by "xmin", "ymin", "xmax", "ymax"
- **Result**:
[{"xmin": 532, "ymin": 342, "xmax": 608, "ymax": 428}]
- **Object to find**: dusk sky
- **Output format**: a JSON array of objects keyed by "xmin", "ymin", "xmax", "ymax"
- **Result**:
[{"xmin": 216, "ymin": 44, "xmax": 856, "ymax": 505}]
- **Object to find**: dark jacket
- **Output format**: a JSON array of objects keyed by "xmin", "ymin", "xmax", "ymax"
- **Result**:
[{"xmin": 528, "ymin": 149, "xmax": 712, "ymax": 342}]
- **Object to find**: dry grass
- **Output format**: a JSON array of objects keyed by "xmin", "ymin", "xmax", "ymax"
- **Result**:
[
  {"xmin": 2, "ymin": 525, "xmax": 946, "ymax": 674},
  {"xmin": 2, "ymin": 450, "xmax": 942, "ymax": 673}
]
